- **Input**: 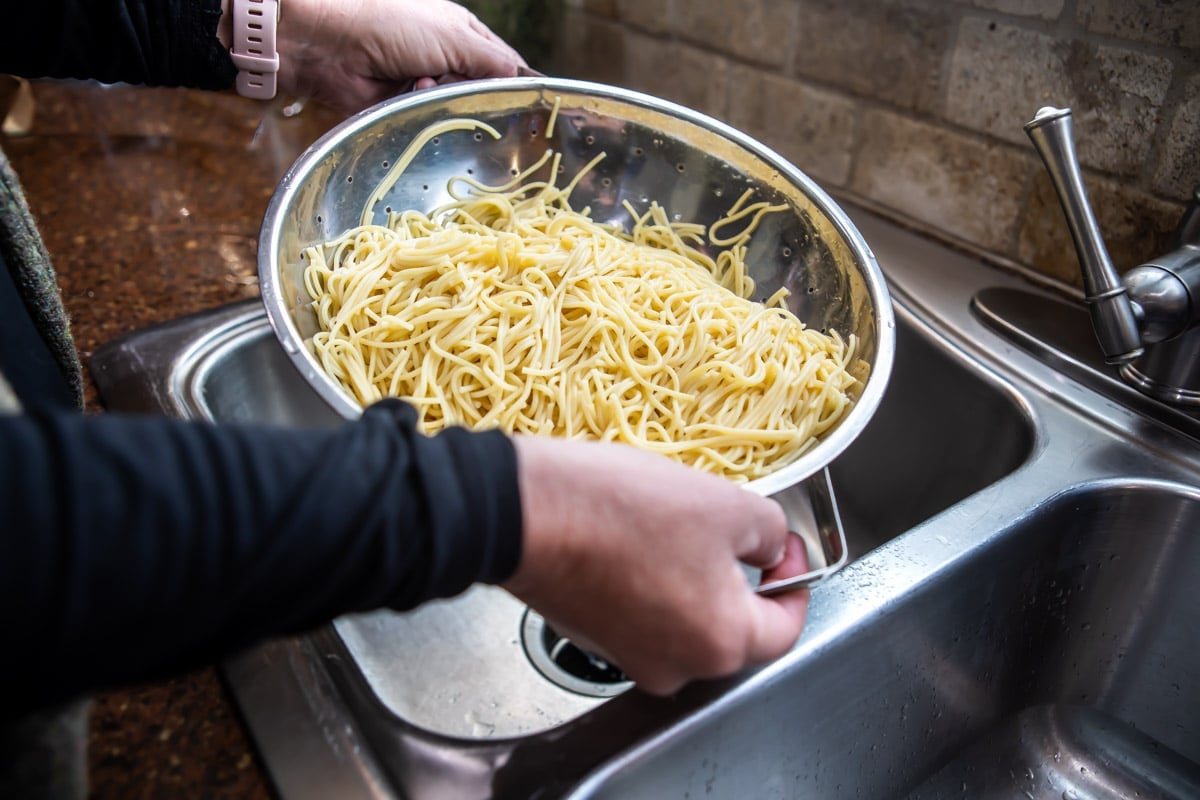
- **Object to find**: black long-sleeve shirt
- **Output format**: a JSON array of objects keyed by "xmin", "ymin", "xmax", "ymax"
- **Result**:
[
  {"xmin": 11, "ymin": 0, "xmax": 237, "ymax": 91},
  {"xmin": 0, "ymin": 1, "xmax": 524, "ymax": 714}
]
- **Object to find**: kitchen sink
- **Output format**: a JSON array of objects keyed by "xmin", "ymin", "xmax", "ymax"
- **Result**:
[
  {"xmin": 90, "ymin": 205, "xmax": 1200, "ymax": 798},
  {"xmin": 575, "ymin": 481, "xmax": 1200, "ymax": 799}
]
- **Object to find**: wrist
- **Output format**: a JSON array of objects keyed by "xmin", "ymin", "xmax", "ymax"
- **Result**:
[
  {"xmin": 501, "ymin": 436, "xmax": 578, "ymax": 599},
  {"xmin": 268, "ymin": 0, "xmax": 346, "ymax": 102}
]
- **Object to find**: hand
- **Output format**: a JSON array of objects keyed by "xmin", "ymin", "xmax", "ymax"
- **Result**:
[
  {"xmin": 504, "ymin": 435, "xmax": 811, "ymax": 696},
  {"xmin": 267, "ymin": 0, "xmax": 528, "ymax": 114}
]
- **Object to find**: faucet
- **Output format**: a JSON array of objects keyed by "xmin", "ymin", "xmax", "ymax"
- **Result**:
[{"xmin": 1024, "ymin": 106, "xmax": 1200, "ymax": 407}]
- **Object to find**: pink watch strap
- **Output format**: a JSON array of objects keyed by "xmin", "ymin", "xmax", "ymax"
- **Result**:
[{"xmin": 229, "ymin": 0, "xmax": 280, "ymax": 100}]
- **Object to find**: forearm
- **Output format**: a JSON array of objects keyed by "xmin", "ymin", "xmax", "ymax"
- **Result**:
[
  {"xmin": 0, "ymin": 400, "xmax": 521, "ymax": 712},
  {"xmin": 4, "ymin": 1, "xmax": 235, "ymax": 89}
]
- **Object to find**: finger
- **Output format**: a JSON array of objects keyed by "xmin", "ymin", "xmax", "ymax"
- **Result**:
[
  {"xmin": 735, "ymin": 496, "xmax": 790, "ymax": 570},
  {"xmin": 745, "ymin": 536, "xmax": 810, "ymax": 663},
  {"xmin": 633, "ymin": 673, "xmax": 687, "ymax": 697},
  {"xmin": 414, "ymin": 76, "xmax": 438, "ymax": 91},
  {"xmin": 451, "ymin": 29, "xmax": 525, "ymax": 78},
  {"xmin": 760, "ymin": 528, "xmax": 808, "ymax": 583},
  {"xmin": 467, "ymin": 13, "xmax": 527, "ymax": 61}
]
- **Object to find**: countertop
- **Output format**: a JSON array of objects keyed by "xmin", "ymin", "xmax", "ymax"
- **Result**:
[{"xmin": 3, "ymin": 79, "xmax": 347, "ymax": 798}]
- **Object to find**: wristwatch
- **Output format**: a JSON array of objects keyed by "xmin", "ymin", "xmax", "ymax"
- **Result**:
[{"xmin": 229, "ymin": 0, "xmax": 280, "ymax": 100}]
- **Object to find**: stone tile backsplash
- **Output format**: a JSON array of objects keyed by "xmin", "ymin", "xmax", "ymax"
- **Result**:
[{"xmin": 552, "ymin": 0, "xmax": 1199, "ymax": 289}]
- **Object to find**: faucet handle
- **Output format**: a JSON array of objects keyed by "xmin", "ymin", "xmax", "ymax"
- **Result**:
[{"xmin": 1024, "ymin": 106, "xmax": 1144, "ymax": 365}]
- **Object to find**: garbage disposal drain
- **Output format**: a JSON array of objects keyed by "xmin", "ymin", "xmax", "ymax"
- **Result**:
[{"xmin": 521, "ymin": 609, "xmax": 633, "ymax": 698}]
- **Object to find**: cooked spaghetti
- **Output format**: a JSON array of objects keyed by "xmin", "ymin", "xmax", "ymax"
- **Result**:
[{"xmin": 302, "ymin": 119, "xmax": 858, "ymax": 482}]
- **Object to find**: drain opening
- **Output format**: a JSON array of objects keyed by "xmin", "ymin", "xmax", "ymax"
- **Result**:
[{"xmin": 521, "ymin": 609, "xmax": 633, "ymax": 698}]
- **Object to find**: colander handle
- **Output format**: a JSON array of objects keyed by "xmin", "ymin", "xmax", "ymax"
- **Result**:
[{"xmin": 754, "ymin": 467, "xmax": 849, "ymax": 596}]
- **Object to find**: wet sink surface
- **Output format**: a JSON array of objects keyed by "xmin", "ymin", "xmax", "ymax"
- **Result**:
[
  {"xmin": 580, "ymin": 482, "xmax": 1200, "ymax": 799},
  {"xmin": 902, "ymin": 484, "xmax": 1200, "ymax": 800},
  {"xmin": 91, "ymin": 206, "xmax": 1200, "ymax": 798}
]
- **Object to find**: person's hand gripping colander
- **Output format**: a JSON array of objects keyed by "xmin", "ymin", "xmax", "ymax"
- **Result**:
[{"xmin": 504, "ymin": 435, "xmax": 811, "ymax": 697}]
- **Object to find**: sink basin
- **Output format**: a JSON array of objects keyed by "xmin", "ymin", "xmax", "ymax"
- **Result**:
[
  {"xmin": 828, "ymin": 310, "xmax": 1032, "ymax": 557},
  {"xmin": 89, "ymin": 205, "xmax": 1199, "ymax": 799},
  {"xmin": 575, "ymin": 481, "xmax": 1200, "ymax": 799}
]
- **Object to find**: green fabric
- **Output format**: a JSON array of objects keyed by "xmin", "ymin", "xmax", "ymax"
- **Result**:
[{"xmin": 0, "ymin": 145, "xmax": 84, "ymax": 411}]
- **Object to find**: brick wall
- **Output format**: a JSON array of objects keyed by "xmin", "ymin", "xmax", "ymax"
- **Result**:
[{"xmin": 550, "ymin": 0, "xmax": 1199, "ymax": 288}]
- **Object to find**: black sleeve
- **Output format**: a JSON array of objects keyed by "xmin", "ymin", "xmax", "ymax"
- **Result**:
[
  {"xmin": 0, "ymin": 399, "xmax": 523, "ymax": 714},
  {"xmin": 6, "ymin": 1, "xmax": 236, "ymax": 90}
]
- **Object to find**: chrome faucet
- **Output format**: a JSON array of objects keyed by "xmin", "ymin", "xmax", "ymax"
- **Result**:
[{"xmin": 1025, "ymin": 106, "xmax": 1200, "ymax": 406}]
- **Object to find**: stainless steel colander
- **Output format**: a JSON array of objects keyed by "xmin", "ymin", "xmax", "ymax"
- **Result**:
[{"xmin": 258, "ymin": 78, "xmax": 894, "ymax": 496}]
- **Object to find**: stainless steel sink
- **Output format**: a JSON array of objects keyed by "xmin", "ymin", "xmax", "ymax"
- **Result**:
[
  {"xmin": 90, "ymin": 205, "xmax": 1200, "ymax": 798},
  {"xmin": 576, "ymin": 480, "xmax": 1200, "ymax": 799}
]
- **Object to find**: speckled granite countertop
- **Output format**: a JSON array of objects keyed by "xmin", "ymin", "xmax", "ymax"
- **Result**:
[{"xmin": 3, "ymin": 80, "xmax": 346, "ymax": 798}]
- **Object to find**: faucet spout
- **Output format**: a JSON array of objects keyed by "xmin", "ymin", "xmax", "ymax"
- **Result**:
[
  {"xmin": 1024, "ymin": 106, "xmax": 1143, "ymax": 365},
  {"xmin": 1025, "ymin": 106, "xmax": 1200, "ymax": 406}
]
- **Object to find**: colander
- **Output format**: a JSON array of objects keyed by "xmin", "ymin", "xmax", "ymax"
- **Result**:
[{"xmin": 258, "ymin": 77, "xmax": 895, "ymax": 497}]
